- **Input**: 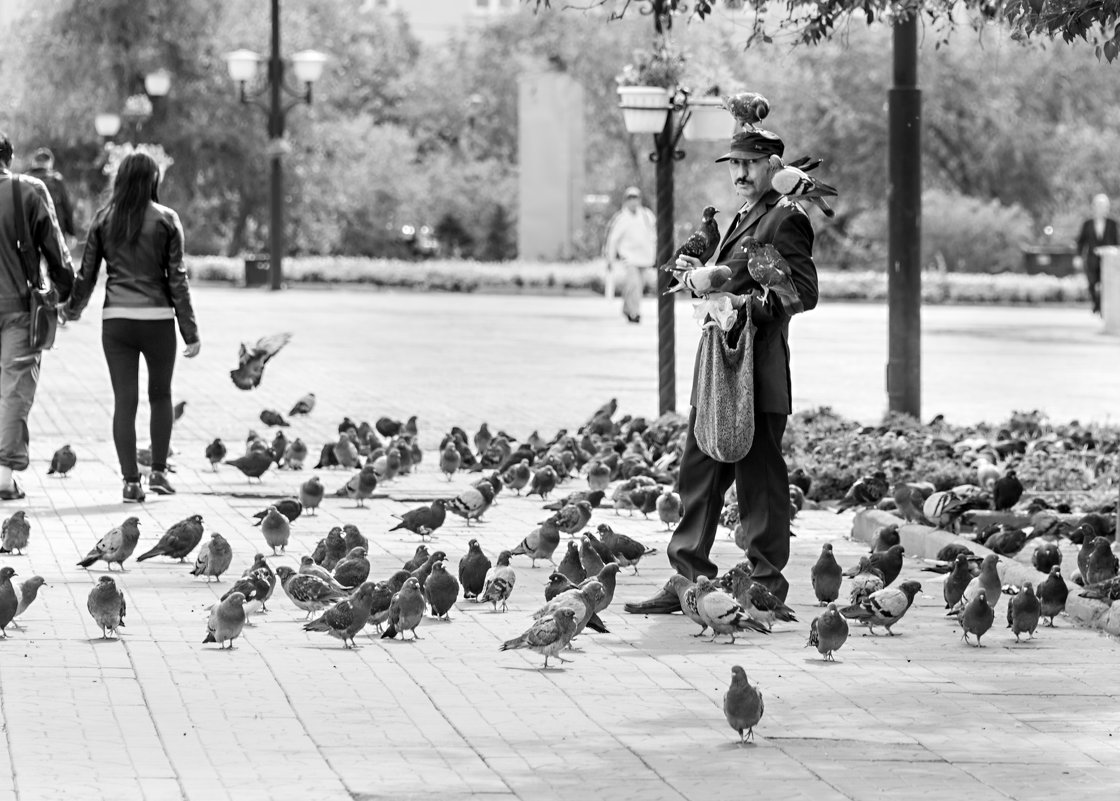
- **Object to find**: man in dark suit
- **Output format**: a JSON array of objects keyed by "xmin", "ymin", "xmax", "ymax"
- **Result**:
[
  {"xmin": 1075, "ymin": 193, "xmax": 1118, "ymax": 315},
  {"xmin": 625, "ymin": 127, "xmax": 818, "ymax": 614}
]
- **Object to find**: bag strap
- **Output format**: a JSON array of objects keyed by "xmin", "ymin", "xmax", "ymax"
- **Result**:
[{"xmin": 10, "ymin": 176, "xmax": 44, "ymax": 291}]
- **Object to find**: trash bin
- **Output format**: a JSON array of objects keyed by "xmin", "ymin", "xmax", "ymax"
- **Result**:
[
  {"xmin": 1020, "ymin": 244, "xmax": 1078, "ymax": 276},
  {"xmin": 1098, "ymin": 246, "xmax": 1120, "ymax": 335},
  {"xmin": 244, "ymin": 255, "xmax": 270, "ymax": 287}
]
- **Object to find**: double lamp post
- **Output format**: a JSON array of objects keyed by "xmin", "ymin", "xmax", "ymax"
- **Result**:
[{"xmin": 225, "ymin": 0, "xmax": 326, "ymax": 291}]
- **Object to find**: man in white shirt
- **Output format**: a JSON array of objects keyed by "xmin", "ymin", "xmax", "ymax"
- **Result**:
[{"xmin": 604, "ymin": 186, "xmax": 656, "ymax": 323}]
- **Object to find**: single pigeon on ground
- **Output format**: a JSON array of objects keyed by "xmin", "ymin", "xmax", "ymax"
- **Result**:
[
  {"xmin": 655, "ymin": 490, "xmax": 682, "ymax": 530},
  {"xmin": 305, "ymin": 582, "xmax": 379, "ymax": 648},
  {"xmin": 259, "ymin": 507, "xmax": 290, "ymax": 555},
  {"xmin": 810, "ymin": 543, "xmax": 843, "ymax": 605},
  {"xmin": 390, "ymin": 500, "xmax": 447, "ymax": 538},
  {"xmin": 137, "ymin": 514, "xmax": 204, "ymax": 562},
  {"xmin": 191, "ymin": 533, "xmax": 233, "ymax": 583},
  {"xmin": 961, "ymin": 554, "xmax": 1001, "ymax": 610},
  {"xmin": 835, "ymin": 471, "xmax": 889, "ymax": 513},
  {"xmin": 445, "ymin": 482, "xmax": 494, "ymax": 525},
  {"xmin": 313, "ymin": 528, "xmax": 348, "ymax": 571},
  {"xmin": 439, "ymin": 442, "xmax": 462, "ymax": 480},
  {"xmin": 1031, "ymin": 542, "xmax": 1062, "ymax": 574},
  {"xmin": 959, "ymin": 590, "xmax": 995, "ymax": 647},
  {"xmin": 942, "ymin": 553, "xmax": 973, "ymax": 610},
  {"xmin": 500, "ymin": 607, "xmax": 578, "ymax": 669},
  {"xmin": 259, "ymin": 409, "xmax": 289, "ymax": 427},
  {"xmin": 425, "ymin": 561, "xmax": 460, "ymax": 620},
  {"xmin": 525, "ymin": 465, "xmax": 559, "ymax": 499},
  {"xmin": 0, "ymin": 567, "xmax": 17, "ymax": 637},
  {"xmin": 556, "ymin": 541, "xmax": 586, "ymax": 586},
  {"xmin": 11, "ymin": 575, "xmax": 46, "ymax": 627},
  {"xmin": 1, "ymin": 511, "xmax": 31, "ymax": 555},
  {"xmin": 223, "ymin": 451, "xmax": 274, "ymax": 482},
  {"xmin": 459, "ymin": 539, "xmax": 491, "ymax": 600},
  {"xmin": 1037, "ymin": 565, "xmax": 1068, "ymax": 625},
  {"xmin": 695, "ymin": 576, "xmax": 771, "ymax": 643},
  {"xmin": 275, "ymin": 566, "xmax": 347, "ymax": 619},
  {"xmin": 1007, "ymin": 581, "xmax": 1041, "ymax": 642},
  {"xmin": 48, "ymin": 444, "xmax": 77, "ymax": 476},
  {"xmin": 667, "ymin": 575, "xmax": 709, "ymax": 637},
  {"xmin": 501, "ymin": 459, "xmax": 532, "ymax": 494},
  {"xmin": 807, "ymin": 603, "xmax": 849, "ymax": 661},
  {"xmin": 289, "ymin": 392, "xmax": 316, "ymax": 416},
  {"xmin": 334, "ymin": 464, "xmax": 379, "ymax": 507},
  {"xmin": 868, "ymin": 544, "xmax": 906, "ymax": 587},
  {"xmin": 203, "ymin": 593, "xmax": 247, "ymax": 649},
  {"xmin": 840, "ymin": 580, "xmax": 922, "ymax": 636},
  {"xmin": 846, "ymin": 556, "xmax": 886, "ymax": 606},
  {"xmin": 402, "ymin": 545, "xmax": 431, "ymax": 573},
  {"xmin": 481, "ymin": 550, "xmax": 516, "ymax": 612},
  {"xmin": 381, "ymin": 577, "xmax": 427, "ymax": 640},
  {"xmin": 299, "ymin": 476, "xmax": 325, "ymax": 515},
  {"xmin": 86, "ymin": 575, "xmax": 126, "ymax": 639},
  {"xmin": 230, "ymin": 332, "xmax": 292, "ymax": 390},
  {"xmin": 992, "ymin": 470, "xmax": 1024, "ymax": 511},
  {"xmin": 252, "ymin": 498, "xmax": 302, "ymax": 525},
  {"xmin": 77, "ymin": 517, "xmax": 141, "ymax": 571},
  {"xmin": 205, "ymin": 438, "xmax": 227, "ymax": 470},
  {"xmin": 333, "ymin": 547, "xmax": 371, "ymax": 589},
  {"xmin": 723, "ymin": 665, "xmax": 765, "ymax": 744},
  {"xmin": 510, "ymin": 517, "xmax": 562, "ymax": 568},
  {"xmin": 722, "ymin": 567, "xmax": 797, "ymax": 630},
  {"xmin": 1085, "ymin": 536, "xmax": 1119, "ymax": 585},
  {"xmin": 597, "ymin": 524, "xmax": 655, "ymax": 574},
  {"xmin": 869, "ymin": 524, "xmax": 900, "ymax": 554}
]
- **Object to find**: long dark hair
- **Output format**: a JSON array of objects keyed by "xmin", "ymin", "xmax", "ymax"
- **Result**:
[{"xmin": 106, "ymin": 152, "xmax": 160, "ymax": 245}]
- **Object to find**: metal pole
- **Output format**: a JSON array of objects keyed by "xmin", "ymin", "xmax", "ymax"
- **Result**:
[
  {"xmin": 654, "ymin": 115, "xmax": 676, "ymax": 415},
  {"xmin": 268, "ymin": 0, "xmax": 285, "ymax": 291},
  {"xmin": 887, "ymin": 14, "xmax": 922, "ymax": 418}
]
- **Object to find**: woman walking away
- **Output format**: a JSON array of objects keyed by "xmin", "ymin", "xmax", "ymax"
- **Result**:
[{"xmin": 62, "ymin": 152, "xmax": 199, "ymax": 503}]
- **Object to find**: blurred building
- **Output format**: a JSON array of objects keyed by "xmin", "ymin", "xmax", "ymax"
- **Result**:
[{"xmin": 364, "ymin": 0, "xmax": 519, "ymax": 44}]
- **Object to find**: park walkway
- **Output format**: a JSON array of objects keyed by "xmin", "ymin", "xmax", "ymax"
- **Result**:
[{"xmin": 0, "ymin": 286, "xmax": 1117, "ymax": 800}]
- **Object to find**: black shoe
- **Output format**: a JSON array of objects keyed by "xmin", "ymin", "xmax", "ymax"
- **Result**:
[
  {"xmin": 149, "ymin": 471, "xmax": 176, "ymax": 495},
  {"xmin": 123, "ymin": 482, "xmax": 146, "ymax": 503},
  {"xmin": 624, "ymin": 587, "xmax": 681, "ymax": 615},
  {"xmin": 625, "ymin": 313, "xmax": 641, "ymax": 324},
  {"xmin": 0, "ymin": 479, "xmax": 25, "ymax": 501}
]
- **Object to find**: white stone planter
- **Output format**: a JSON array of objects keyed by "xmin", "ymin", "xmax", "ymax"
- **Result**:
[
  {"xmin": 683, "ymin": 96, "xmax": 732, "ymax": 141},
  {"xmin": 617, "ymin": 86, "xmax": 671, "ymax": 134}
]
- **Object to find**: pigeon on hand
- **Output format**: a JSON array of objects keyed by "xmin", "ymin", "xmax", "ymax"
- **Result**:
[
  {"xmin": 1, "ymin": 511, "xmax": 31, "ymax": 554},
  {"xmin": 725, "ymin": 92, "xmax": 770, "ymax": 130},
  {"xmin": 459, "ymin": 539, "xmax": 492, "ymax": 600},
  {"xmin": 661, "ymin": 205, "xmax": 721, "ymax": 279},
  {"xmin": 77, "ymin": 517, "xmax": 141, "ymax": 571},
  {"xmin": 12, "ymin": 575, "xmax": 46, "ymax": 626},
  {"xmin": 205, "ymin": 438, "xmax": 227, "ymax": 471},
  {"xmin": 808, "ymin": 603, "xmax": 849, "ymax": 661},
  {"xmin": 191, "ymin": 533, "xmax": 233, "ymax": 583},
  {"xmin": 1037, "ymin": 565, "xmax": 1068, "ymax": 626},
  {"xmin": 48, "ymin": 444, "xmax": 77, "ymax": 477},
  {"xmin": 834, "ymin": 470, "xmax": 890, "ymax": 513},
  {"xmin": 305, "ymin": 582, "xmax": 380, "ymax": 648},
  {"xmin": 596, "ymin": 523, "xmax": 655, "ymax": 574},
  {"xmin": 289, "ymin": 393, "xmax": 316, "ymax": 416},
  {"xmin": 767, "ymin": 154, "xmax": 838, "ymax": 217},
  {"xmin": 0, "ymin": 567, "xmax": 16, "ymax": 637},
  {"xmin": 230, "ymin": 332, "xmax": 292, "ymax": 390},
  {"xmin": 958, "ymin": 590, "xmax": 995, "ymax": 647},
  {"xmin": 841, "ymin": 580, "xmax": 922, "ymax": 635},
  {"xmin": 299, "ymin": 476, "xmax": 325, "ymax": 515},
  {"xmin": 723, "ymin": 665, "xmax": 764, "ymax": 744},
  {"xmin": 500, "ymin": 607, "xmax": 578, "ymax": 669},
  {"xmin": 510, "ymin": 516, "xmax": 562, "ymax": 568},
  {"xmin": 845, "ymin": 556, "xmax": 886, "ymax": 606},
  {"xmin": 224, "ymin": 451, "xmax": 274, "ymax": 483},
  {"xmin": 137, "ymin": 514, "xmax": 204, "ymax": 562},
  {"xmin": 274, "ymin": 566, "xmax": 346, "ymax": 619},
  {"xmin": 204, "ymin": 592, "xmax": 247, "ymax": 648},
  {"xmin": 425, "ymin": 561, "xmax": 460, "ymax": 620},
  {"xmin": 381, "ymin": 577, "xmax": 427, "ymax": 640},
  {"xmin": 258, "ymin": 507, "xmax": 290, "ymax": 555},
  {"xmin": 481, "ymin": 550, "xmax": 516, "ymax": 612},
  {"xmin": 86, "ymin": 575, "xmax": 126, "ymax": 639},
  {"xmin": 810, "ymin": 543, "xmax": 843, "ymax": 605},
  {"xmin": 390, "ymin": 500, "xmax": 448, "ymax": 539},
  {"xmin": 695, "ymin": 576, "xmax": 771, "ymax": 643},
  {"xmin": 1007, "ymin": 581, "xmax": 1041, "ymax": 641}
]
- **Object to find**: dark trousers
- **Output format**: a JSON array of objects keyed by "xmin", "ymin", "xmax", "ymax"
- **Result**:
[
  {"xmin": 1086, "ymin": 264, "xmax": 1101, "ymax": 313},
  {"xmin": 101, "ymin": 318, "xmax": 176, "ymax": 481},
  {"xmin": 667, "ymin": 407, "xmax": 791, "ymax": 600}
]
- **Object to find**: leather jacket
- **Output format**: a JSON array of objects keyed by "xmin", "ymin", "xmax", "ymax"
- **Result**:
[
  {"xmin": 69, "ymin": 202, "xmax": 199, "ymax": 343},
  {"xmin": 0, "ymin": 171, "xmax": 74, "ymax": 313}
]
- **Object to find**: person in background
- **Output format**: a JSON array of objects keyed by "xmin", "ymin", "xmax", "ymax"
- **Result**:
[
  {"xmin": 1075, "ymin": 193, "xmax": 1118, "ymax": 316},
  {"xmin": 603, "ymin": 185, "xmax": 656, "ymax": 324},
  {"xmin": 62, "ymin": 151, "xmax": 200, "ymax": 504},
  {"xmin": 0, "ymin": 132, "xmax": 74, "ymax": 501},
  {"xmin": 25, "ymin": 147, "xmax": 75, "ymax": 242}
]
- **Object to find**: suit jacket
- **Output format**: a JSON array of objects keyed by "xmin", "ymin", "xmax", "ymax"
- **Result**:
[
  {"xmin": 1076, "ymin": 217, "xmax": 1119, "ymax": 276},
  {"xmin": 690, "ymin": 189, "xmax": 818, "ymax": 415}
]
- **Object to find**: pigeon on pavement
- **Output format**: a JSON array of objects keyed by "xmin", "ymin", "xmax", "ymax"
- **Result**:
[
  {"xmin": 205, "ymin": 438, "xmax": 227, "ymax": 470},
  {"xmin": 259, "ymin": 507, "xmax": 290, "ymax": 554},
  {"xmin": 381, "ymin": 577, "xmax": 427, "ymax": 640},
  {"xmin": 556, "ymin": 541, "xmax": 586, "ymax": 586},
  {"xmin": 695, "ymin": 576, "xmax": 771, "ymax": 643},
  {"xmin": 1037, "ymin": 565, "xmax": 1068, "ymax": 626},
  {"xmin": 191, "ymin": 533, "xmax": 233, "ymax": 583},
  {"xmin": 596, "ymin": 524, "xmax": 655, "ymax": 574},
  {"xmin": 137, "ymin": 514, "xmax": 204, "ymax": 562},
  {"xmin": 667, "ymin": 575, "xmax": 709, "ymax": 637},
  {"xmin": 445, "ymin": 482, "xmax": 494, "ymax": 524},
  {"xmin": 305, "ymin": 582, "xmax": 379, "ymax": 648},
  {"xmin": 510, "ymin": 516, "xmax": 562, "ymax": 568},
  {"xmin": 834, "ymin": 471, "xmax": 889, "ymax": 513},
  {"xmin": 481, "ymin": 550, "xmax": 516, "ymax": 612},
  {"xmin": 722, "ymin": 567, "xmax": 797, "ymax": 630},
  {"xmin": 275, "ymin": 566, "xmax": 347, "ymax": 619},
  {"xmin": 299, "ymin": 476, "xmax": 325, "ymax": 515},
  {"xmin": 86, "ymin": 575, "xmax": 126, "ymax": 639},
  {"xmin": 1031, "ymin": 542, "xmax": 1062, "ymax": 574},
  {"xmin": 459, "ymin": 539, "xmax": 492, "ymax": 600},
  {"xmin": 723, "ymin": 665, "xmax": 764, "ymax": 744},
  {"xmin": 868, "ymin": 544, "xmax": 905, "ymax": 586},
  {"xmin": 48, "ymin": 444, "xmax": 77, "ymax": 477},
  {"xmin": 959, "ymin": 590, "xmax": 995, "ymax": 647},
  {"xmin": 846, "ymin": 556, "xmax": 886, "ymax": 606},
  {"xmin": 425, "ymin": 561, "xmax": 460, "ymax": 620},
  {"xmin": 961, "ymin": 554, "xmax": 1001, "ymax": 609},
  {"xmin": 333, "ymin": 547, "xmax": 371, "ymax": 589},
  {"xmin": 77, "ymin": 517, "xmax": 141, "ymax": 571},
  {"xmin": 390, "ymin": 500, "xmax": 447, "ymax": 538},
  {"xmin": 0, "ymin": 567, "xmax": 17, "ymax": 637},
  {"xmin": 1085, "ymin": 536, "xmax": 1119, "ymax": 585},
  {"xmin": 203, "ymin": 593, "xmax": 247, "ymax": 649},
  {"xmin": 289, "ymin": 392, "xmax": 316, "ymax": 416},
  {"xmin": 10, "ymin": 575, "xmax": 46, "ymax": 628},
  {"xmin": 840, "ymin": 580, "xmax": 922, "ymax": 635},
  {"xmin": 224, "ymin": 451, "xmax": 274, "ymax": 482},
  {"xmin": 943, "ymin": 554, "xmax": 973, "ymax": 610},
  {"xmin": 807, "ymin": 603, "xmax": 849, "ymax": 661},
  {"xmin": 1007, "ymin": 581, "xmax": 1041, "ymax": 642},
  {"xmin": 1, "ymin": 511, "xmax": 31, "ymax": 554},
  {"xmin": 810, "ymin": 543, "xmax": 843, "ymax": 605},
  {"xmin": 334, "ymin": 464, "xmax": 379, "ymax": 507},
  {"xmin": 500, "ymin": 607, "xmax": 578, "ymax": 669}
]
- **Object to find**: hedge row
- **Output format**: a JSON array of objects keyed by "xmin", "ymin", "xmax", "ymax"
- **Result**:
[{"xmin": 185, "ymin": 256, "xmax": 1091, "ymax": 304}]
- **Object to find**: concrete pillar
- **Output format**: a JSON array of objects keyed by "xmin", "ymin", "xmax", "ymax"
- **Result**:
[
  {"xmin": 517, "ymin": 72, "xmax": 584, "ymax": 260},
  {"xmin": 1100, "ymin": 247, "xmax": 1120, "ymax": 334}
]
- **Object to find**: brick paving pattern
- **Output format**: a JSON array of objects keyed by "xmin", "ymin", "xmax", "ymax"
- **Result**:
[{"xmin": 0, "ymin": 287, "xmax": 1117, "ymax": 800}]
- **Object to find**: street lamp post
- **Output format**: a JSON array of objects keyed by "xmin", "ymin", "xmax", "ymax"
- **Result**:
[
  {"xmin": 225, "ymin": 0, "xmax": 327, "ymax": 291},
  {"xmin": 619, "ymin": 89, "xmax": 727, "ymax": 414}
]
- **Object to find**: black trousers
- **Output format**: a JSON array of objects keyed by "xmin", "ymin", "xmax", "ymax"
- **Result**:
[
  {"xmin": 102, "ymin": 318, "xmax": 176, "ymax": 481},
  {"xmin": 667, "ymin": 407, "xmax": 790, "ymax": 600},
  {"xmin": 1086, "ymin": 264, "xmax": 1101, "ymax": 313}
]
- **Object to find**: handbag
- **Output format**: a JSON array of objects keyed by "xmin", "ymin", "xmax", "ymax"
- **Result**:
[
  {"xmin": 693, "ymin": 310, "xmax": 755, "ymax": 463},
  {"xmin": 11, "ymin": 176, "xmax": 59, "ymax": 350}
]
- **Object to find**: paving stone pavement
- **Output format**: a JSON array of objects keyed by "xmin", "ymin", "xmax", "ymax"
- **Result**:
[{"xmin": 1, "ymin": 286, "xmax": 1118, "ymax": 801}]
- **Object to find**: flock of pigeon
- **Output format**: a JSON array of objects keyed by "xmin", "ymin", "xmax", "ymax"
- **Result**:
[{"xmin": 2, "ymin": 372, "xmax": 1118, "ymax": 745}]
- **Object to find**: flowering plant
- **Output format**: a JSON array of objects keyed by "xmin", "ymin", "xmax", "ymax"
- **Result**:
[{"xmin": 615, "ymin": 39, "xmax": 687, "ymax": 89}]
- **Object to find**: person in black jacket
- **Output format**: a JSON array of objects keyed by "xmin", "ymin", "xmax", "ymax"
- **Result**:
[
  {"xmin": 63, "ymin": 151, "xmax": 200, "ymax": 503},
  {"xmin": 0, "ymin": 132, "xmax": 74, "ymax": 501},
  {"xmin": 26, "ymin": 148, "xmax": 75, "ymax": 241},
  {"xmin": 626, "ymin": 127, "xmax": 818, "ymax": 614},
  {"xmin": 1074, "ymin": 193, "xmax": 1118, "ymax": 315}
]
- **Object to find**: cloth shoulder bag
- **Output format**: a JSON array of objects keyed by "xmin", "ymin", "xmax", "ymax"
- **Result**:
[
  {"xmin": 11, "ymin": 176, "xmax": 59, "ymax": 350},
  {"xmin": 693, "ymin": 310, "xmax": 755, "ymax": 463}
]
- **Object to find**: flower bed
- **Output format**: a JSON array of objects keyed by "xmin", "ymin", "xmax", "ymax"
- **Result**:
[{"xmin": 185, "ymin": 256, "xmax": 1091, "ymax": 304}]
